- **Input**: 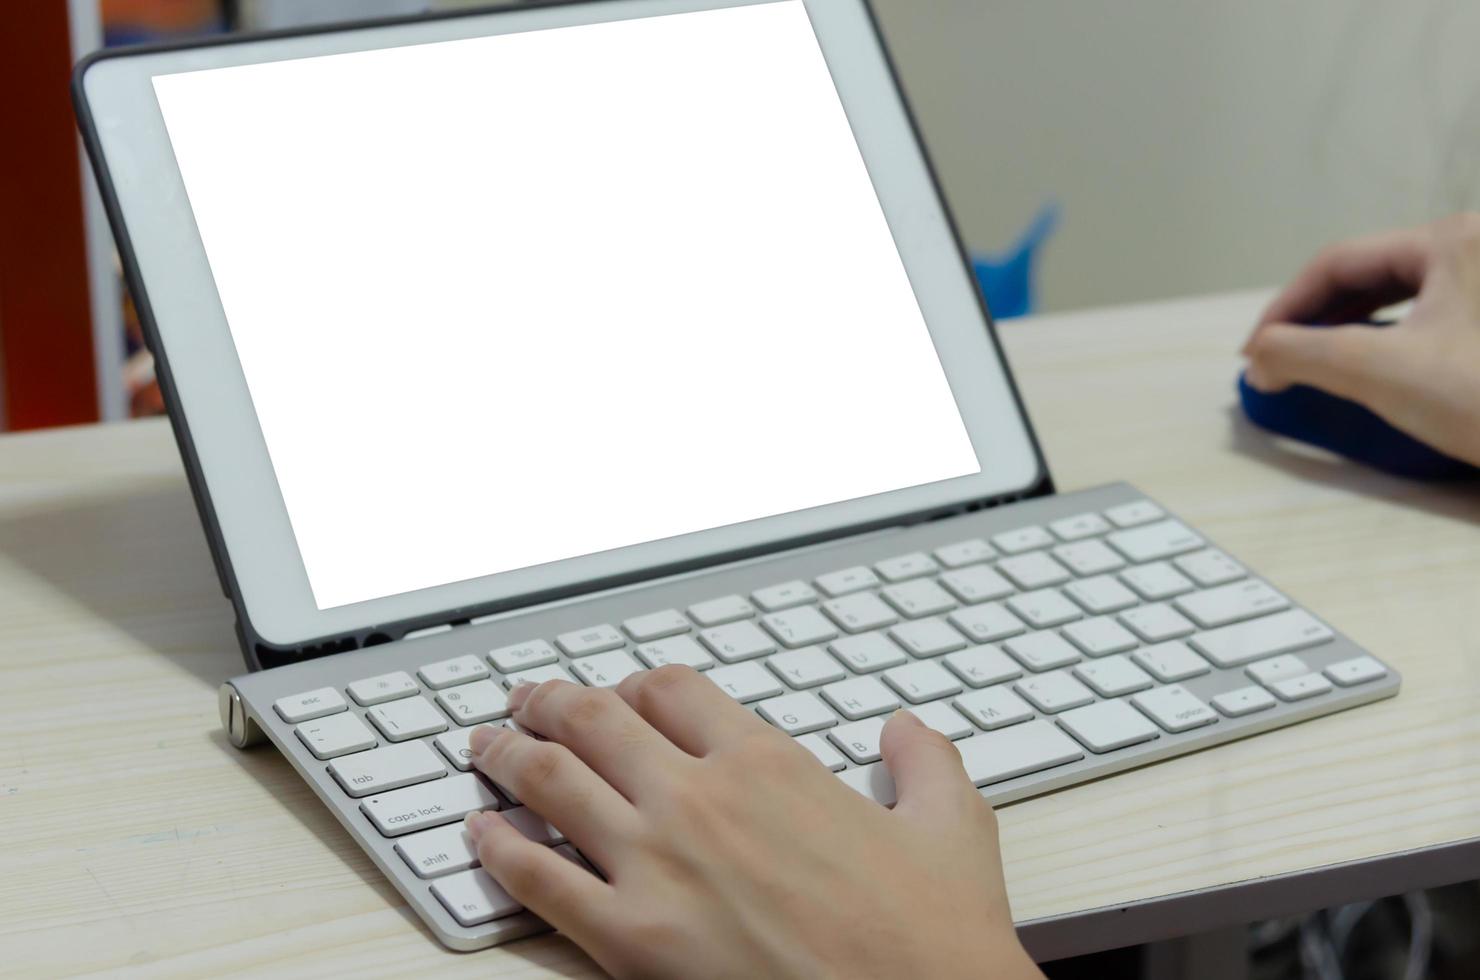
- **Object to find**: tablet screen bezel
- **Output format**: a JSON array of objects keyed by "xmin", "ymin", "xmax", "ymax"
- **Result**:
[{"xmin": 75, "ymin": 0, "xmax": 1049, "ymax": 652}]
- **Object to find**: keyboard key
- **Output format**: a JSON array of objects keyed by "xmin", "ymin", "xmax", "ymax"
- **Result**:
[
  {"xmin": 502, "ymin": 663, "xmax": 576, "ymax": 689},
  {"xmin": 328, "ymin": 740, "xmax": 446, "ymax": 798},
  {"xmin": 1061, "ymin": 616, "xmax": 1139, "ymax": 657},
  {"xmin": 1245, "ymin": 654, "xmax": 1310, "ymax": 687},
  {"xmin": 766, "ymin": 646, "xmax": 847, "ymax": 689},
  {"xmin": 761, "ymin": 606, "xmax": 838, "ymax": 648},
  {"xmin": 939, "ymin": 565, "xmax": 1015, "ymax": 604},
  {"xmin": 434, "ymin": 727, "xmax": 482, "ymax": 771},
  {"xmin": 953, "ymin": 686, "xmax": 1034, "ymax": 730},
  {"xmin": 1107, "ymin": 520, "xmax": 1204, "ymax": 563},
  {"xmin": 400, "ymin": 808, "xmax": 563, "ymax": 877},
  {"xmin": 752, "ymin": 580, "xmax": 819, "ymax": 612},
  {"xmin": 556, "ymin": 624, "xmax": 624, "ymax": 657},
  {"xmin": 1065, "ymin": 575, "xmax": 1139, "ymax": 614},
  {"xmin": 991, "ymin": 525, "xmax": 1053, "ymax": 554},
  {"xmin": 837, "ymin": 721, "xmax": 1083, "ymax": 805},
  {"xmin": 347, "ymin": 672, "xmax": 418, "ymax": 707},
  {"xmin": 700, "ymin": 621, "xmax": 778, "ymax": 663},
  {"xmin": 435, "ymin": 680, "xmax": 511, "ymax": 725},
  {"xmin": 275, "ymin": 687, "xmax": 347, "ymax": 723},
  {"xmin": 1058, "ymin": 699, "xmax": 1160, "ymax": 753},
  {"xmin": 1175, "ymin": 580, "xmax": 1289, "ymax": 629},
  {"xmin": 688, "ymin": 594, "xmax": 755, "ymax": 627},
  {"xmin": 888, "ymin": 617, "xmax": 967, "ymax": 657},
  {"xmin": 1105, "ymin": 500, "xmax": 1164, "ymax": 527},
  {"xmin": 635, "ymin": 635, "xmax": 715, "ymax": 671},
  {"xmin": 296, "ymin": 712, "xmax": 377, "ymax": 760},
  {"xmin": 1269, "ymin": 673, "xmax": 1333, "ymax": 702},
  {"xmin": 570, "ymin": 649, "xmax": 644, "ymax": 688},
  {"xmin": 998, "ymin": 552, "xmax": 1073, "ymax": 590},
  {"xmin": 947, "ymin": 602, "xmax": 1025, "ymax": 642},
  {"xmin": 1132, "ymin": 684, "xmax": 1218, "ymax": 733},
  {"xmin": 488, "ymin": 639, "xmax": 558, "ymax": 674},
  {"xmin": 1050, "ymin": 512, "xmax": 1111, "ymax": 540},
  {"xmin": 432, "ymin": 869, "xmax": 522, "ymax": 925},
  {"xmin": 1015, "ymin": 670, "xmax": 1095, "ymax": 713},
  {"xmin": 821, "ymin": 676, "xmax": 899, "ymax": 720},
  {"xmin": 1324, "ymin": 655, "xmax": 1389, "ymax": 687},
  {"xmin": 362, "ymin": 773, "xmax": 501, "ymax": 837},
  {"xmin": 396, "ymin": 822, "xmax": 481, "ymax": 878},
  {"xmin": 1131, "ymin": 641, "xmax": 1210, "ymax": 683},
  {"xmin": 880, "ymin": 579, "xmax": 958, "ymax": 619},
  {"xmin": 622, "ymin": 609, "xmax": 690, "ymax": 642},
  {"xmin": 960, "ymin": 721, "xmax": 1083, "ymax": 785},
  {"xmin": 368, "ymin": 695, "xmax": 448, "ymax": 741},
  {"xmin": 1008, "ymin": 589, "xmax": 1082, "ymax": 628},
  {"xmin": 822, "ymin": 592, "xmax": 899, "ymax": 633},
  {"xmin": 1189, "ymin": 610, "xmax": 1334, "ymax": 667},
  {"xmin": 1212, "ymin": 685, "xmax": 1277, "ymax": 718},
  {"xmin": 874, "ymin": 552, "xmax": 939, "ymax": 582},
  {"xmin": 500, "ymin": 806, "xmax": 565, "ymax": 846},
  {"xmin": 1073, "ymin": 654, "xmax": 1154, "ymax": 697},
  {"xmin": 708, "ymin": 662, "xmax": 784, "ymax": 703},
  {"xmin": 830, "ymin": 717, "xmax": 888, "ymax": 764},
  {"xmin": 944, "ymin": 646, "xmax": 1022, "ymax": 688},
  {"xmin": 882, "ymin": 661, "xmax": 962, "ymax": 704},
  {"xmin": 907, "ymin": 700, "xmax": 975, "ymax": 740},
  {"xmin": 1119, "ymin": 562, "xmax": 1195, "ymax": 600},
  {"xmin": 1174, "ymin": 548, "xmax": 1247, "ymax": 587},
  {"xmin": 757, "ymin": 692, "xmax": 837, "ymax": 735},
  {"xmin": 795, "ymin": 732, "xmax": 847, "ymax": 771},
  {"xmin": 419, "ymin": 655, "xmax": 491, "ymax": 691},
  {"xmin": 829, "ymin": 634, "xmax": 908, "ymax": 673},
  {"xmin": 1004, "ymin": 632, "xmax": 1082, "ymax": 672},
  {"xmin": 1119, "ymin": 603, "xmax": 1196, "ymax": 642},
  {"xmin": 815, "ymin": 566, "xmax": 881, "ymax": 597},
  {"xmin": 1051, "ymin": 540, "xmax": 1124, "ymax": 576},
  {"xmin": 933, "ymin": 538, "xmax": 995, "ymax": 568}
]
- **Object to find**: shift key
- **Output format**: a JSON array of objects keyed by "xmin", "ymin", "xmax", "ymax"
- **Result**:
[{"xmin": 362, "ymin": 773, "xmax": 500, "ymax": 837}]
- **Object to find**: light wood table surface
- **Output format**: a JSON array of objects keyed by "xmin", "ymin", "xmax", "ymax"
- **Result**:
[{"xmin": 3, "ymin": 289, "xmax": 1479, "ymax": 976}]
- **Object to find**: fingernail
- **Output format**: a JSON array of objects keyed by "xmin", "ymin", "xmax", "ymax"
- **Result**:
[
  {"xmin": 892, "ymin": 708, "xmax": 922, "ymax": 726},
  {"xmin": 465, "ymin": 811, "xmax": 489, "ymax": 840},
  {"xmin": 507, "ymin": 681, "xmax": 536, "ymax": 713},
  {"xmin": 469, "ymin": 724, "xmax": 502, "ymax": 755}
]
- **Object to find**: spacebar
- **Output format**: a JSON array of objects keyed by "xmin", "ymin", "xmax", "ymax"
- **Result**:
[{"xmin": 837, "ymin": 721, "xmax": 1084, "ymax": 806}]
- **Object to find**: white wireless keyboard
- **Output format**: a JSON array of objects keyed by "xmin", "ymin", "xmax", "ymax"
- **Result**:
[{"xmin": 220, "ymin": 483, "xmax": 1399, "ymax": 950}]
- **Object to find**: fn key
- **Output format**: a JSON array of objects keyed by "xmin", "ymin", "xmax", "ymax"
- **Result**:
[{"xmin": 432, "ymin": 869, "xmax": 522, "ymax": 926}]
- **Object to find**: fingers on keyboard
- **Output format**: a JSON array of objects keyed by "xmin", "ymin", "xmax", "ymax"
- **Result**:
[
  {"xmin": 459, "ymin": 812, "xmax": 614, "ymax": 940},
  {"xmin": 510, "ymin": 681, "xmax": 685, "ymax": 796},
  {"xmin": 614, "ymin": 664, "xmax": 759, "ymax": 756},
  {"xmin": 470, "ymin": 726, "xmax": 638, "ymax": 862}
]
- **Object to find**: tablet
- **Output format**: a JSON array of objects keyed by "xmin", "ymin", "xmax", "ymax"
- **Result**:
[{"xmin": 74, "ymin": 0, "xmax": 1047, "ymax": 661}]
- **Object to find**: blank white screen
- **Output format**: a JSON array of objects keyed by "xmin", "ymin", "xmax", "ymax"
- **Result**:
[{"xmin": 152, "ymin": 0, "xmax": 980, "ymax": 610}]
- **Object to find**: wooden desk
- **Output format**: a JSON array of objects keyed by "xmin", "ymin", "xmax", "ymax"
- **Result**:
[{"xmin": 3, "ymin": 290, "xmax": 1478, "ymax": 975}]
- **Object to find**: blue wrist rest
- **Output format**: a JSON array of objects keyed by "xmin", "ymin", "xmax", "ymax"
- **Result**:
[{"xmin": 1237, "ymin": 372, "xmax": 1477, "ymax": 480}]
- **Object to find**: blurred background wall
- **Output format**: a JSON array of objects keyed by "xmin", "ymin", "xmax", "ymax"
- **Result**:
[
  {"xmin": 8, "ymin": 0, "xmax": 1480, "ymax": 427},
  {"xmin": 869, "ymin": 0, "xmax": 1480, "ymax": 311}
]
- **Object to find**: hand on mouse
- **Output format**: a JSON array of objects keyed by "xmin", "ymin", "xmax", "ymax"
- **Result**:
[
  {"xmin": 1242, "ymin": 213, "xmax": 1480, "ymax": 468},
  {"xmin": 463, "ymin": 667, "xmax": 1042, "ymax": 980}
]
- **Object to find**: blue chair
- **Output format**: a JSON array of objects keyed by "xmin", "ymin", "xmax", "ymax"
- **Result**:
[{"xmin": 972, "ymin": 201, "xmax": 1059, "ymax": 320}]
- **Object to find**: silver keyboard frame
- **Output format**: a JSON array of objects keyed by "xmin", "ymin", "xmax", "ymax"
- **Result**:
[{"xmin": 221, "ymin": 482, "xmax": 1400, "ymax": 951}]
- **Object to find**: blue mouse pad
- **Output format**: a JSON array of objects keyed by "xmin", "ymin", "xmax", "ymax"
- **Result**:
[{"xmin": 1238, "ymin": 373, "xmax": 1477, "ymax": 480}]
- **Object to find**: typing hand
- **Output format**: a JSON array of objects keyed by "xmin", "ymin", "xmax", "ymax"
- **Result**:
[
  {"xmin": 1242, "ymin": 213, "xmax": 1480, "ymax": 467},
  {"xmin": 464, "ymin": 667, "xmax": 1042, "ymax": 980}
]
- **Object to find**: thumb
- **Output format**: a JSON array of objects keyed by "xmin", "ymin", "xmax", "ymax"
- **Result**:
[
  {"xmin": 878, "ymin": 709, "xmax": 972, "ymax": 820},
  {"xmin": 1243, "ymin": 322, "xmax": 1393, "ymax": 404}
]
